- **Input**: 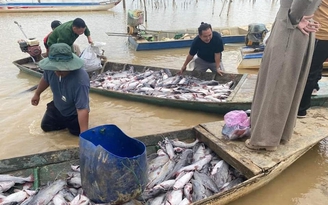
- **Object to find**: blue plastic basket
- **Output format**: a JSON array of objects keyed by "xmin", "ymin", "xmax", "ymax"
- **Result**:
[{"xmin": 79, "ymin": 124, "xmax": 147, "ymax": 204}]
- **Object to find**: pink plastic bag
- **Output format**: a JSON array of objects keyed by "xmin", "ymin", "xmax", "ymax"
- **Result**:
[{"xmin": 222, "ymin": 110, "xmax": 250, "ymax": 140}]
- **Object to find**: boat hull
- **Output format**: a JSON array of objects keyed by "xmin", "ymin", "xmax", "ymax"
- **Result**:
[
  {"xmin": 237, "ymin": 46, "xmax": 328, "ymax": 70},
  {"xmin": 13, "ymin": 57, "xmax": 328, "ymax": 114},
  {"xmin": 1, "ymin": 113, "xmax": 328, "ymax": 204},
  {"xmin": 124, "ymin": 26, "xmax": 248, "ymax": 51},
  {"xmin": 0, "ymin": 1, "xmax": 121, "ymax": 12}
]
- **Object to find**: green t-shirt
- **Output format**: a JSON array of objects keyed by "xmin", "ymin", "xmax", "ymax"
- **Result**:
[{"xmin": 47, "ymin": 20, "xmax": 90, "ymax": 49}]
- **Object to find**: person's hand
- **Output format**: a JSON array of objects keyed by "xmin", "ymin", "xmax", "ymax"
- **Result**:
[
  {"xmin": 87, "ymin": 36, "xmax": 93, "ymax": 45},
  {"xmin": 177, "ymin": 66, "xmax": 186, "ymax": 75},
  {"xmin": 297, "ymin": 15, "xmax": 320, "ymax": 35},
  {"xmin": 216, "ymin": 67, "xmax": 224, "ymax": 76},
  {"xmin": 31, "ymin": 94, "xmax": 40, "ymax": 106}
]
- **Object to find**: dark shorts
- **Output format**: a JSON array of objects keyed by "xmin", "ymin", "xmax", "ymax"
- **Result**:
[{"xmin": 41, "ymin": 101, "xmax": 80, "ymax": 136}]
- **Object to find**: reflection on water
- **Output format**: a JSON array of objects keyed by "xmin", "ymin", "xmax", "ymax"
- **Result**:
[{"xmin": 0, "ymin": 1, "xmax": 327, "ymax": 204}]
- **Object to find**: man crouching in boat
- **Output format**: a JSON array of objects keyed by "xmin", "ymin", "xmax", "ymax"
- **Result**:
[
  {"xmin": 31, "ymin": 43, "xmax": 90, "ymax": 136},
  {"xmin": 46, "ymin": 18, "xmax": 93, "ymax": 56},
  {"xmin": 178, "ymin": 22, "xmax": 224, "ymax": 75}
]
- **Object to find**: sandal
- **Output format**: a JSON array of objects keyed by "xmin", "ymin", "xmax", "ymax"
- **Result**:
[{"xmin": 245, "ymin": 139, "xmax": 277, "ymax": 151}]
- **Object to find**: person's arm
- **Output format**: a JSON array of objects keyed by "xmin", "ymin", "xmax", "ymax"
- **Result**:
[
  {"xmin": 214, "ymin": 52, "xmax": 223, "ymax": 76},
  {"xmin": 84, "ymin": 26, "xmax": 93, "ymax": 44},
  {"xmin": 31, "ymin": 77, "xmax": 49, "ymax": 106},
  {"xmin": 77, "ymin": 109, "xmax": 89, "ymax": 133},
  {"xmin": 46, "ymin": 30, "xmax": 57, "ymax": 49},
  {"xmin": 289, "ymin": 0, "xmax": 316, "ymax": 25},
  {"xmin": 178, "ymin": 54, "xmax": 194, "ymax": 74},
  {"xmin": 87, "ymin": 35, "xmax": 93, "ymax": 44}
]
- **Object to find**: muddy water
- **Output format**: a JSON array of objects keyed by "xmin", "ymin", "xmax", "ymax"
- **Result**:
[{"xmin": 0, "ymin": 0, "xmax": 327, "ymax": 204}]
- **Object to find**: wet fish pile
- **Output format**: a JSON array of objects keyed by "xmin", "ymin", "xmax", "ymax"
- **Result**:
[
  {"xmin": 140, "ymin": 137, "xmax": 246, "ymax": 205},
  {"xmin": 0, "ymin": 138, "xmax": 245, "ymax": 205},
  {"xmin": 90, "ymin": 67, "xmax": 234, "ymax": 102},
  {"xmin": 0, "ymin": 166, "xmax": 98, "ymax": 205}
]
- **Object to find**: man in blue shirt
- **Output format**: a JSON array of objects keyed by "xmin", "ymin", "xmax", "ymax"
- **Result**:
[
  {"xmin": 178, "ymin": 22, "xmax": 224, "ymax": 75},
  {"xmin": 31, "ymin": 43, "xmax": 90, "ymax": 136}
]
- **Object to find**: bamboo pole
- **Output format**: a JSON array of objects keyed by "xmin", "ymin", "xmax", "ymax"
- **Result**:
[
  {"xmin": 226, "ymin": 0, "xmax": 232, "ymax": 16},
  {"xmin": 219, "ymin": 0, "xmax": 227, "ymax": 17},
  {"xmin": 143, "ymin": 0, "xmax": 148, "ymax": 22}
]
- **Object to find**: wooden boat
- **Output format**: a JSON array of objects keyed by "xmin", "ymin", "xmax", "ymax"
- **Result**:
[
  {"xmin": 1, "ymin": 110, "xmax": 328, "ymax": 204},
  {"xmin": 123, "ymin": 26, "xmax": 248, "ymax": 51},
  {"xmin": 13, "ymin": 56, "xmax": 328, "ymax": 114},
  {"xmin": 237, "ymin": 46, "xmax": 328, "ymax": 70},
  {"xmin": 0, "ymin": 0, "xmax": 121, "ymax": 13}
]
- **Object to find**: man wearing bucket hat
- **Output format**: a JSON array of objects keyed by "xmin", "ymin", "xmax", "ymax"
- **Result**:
[{"xmin": 31, "ymin": 43, "xmax": 90, "ymax": 136}]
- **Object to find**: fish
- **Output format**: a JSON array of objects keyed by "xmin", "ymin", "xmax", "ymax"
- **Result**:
[
  {"xmin": 173, "ymin": 172, "xmax": 194, "ymax": 190},
  {"xmin": 211, "ymin": 160, "xmax": 231, "ymax": 189},
  {"xmin": 70, "ymin": 194, "xmax": 90, "ymax": 205},
  {"xmin": 164, "ymin": 138, "xmax": 175, "ymax": 159},
  {"xmin": 192, "ymin": 143, "xmax": 206, "ymax": 163},
  {"xmin": 210, "ymin": 160, "xmax": 223, "ymax": 175},
  {"xmin": 164, "ymin": 149, "xmax": 193, "ymax": 180},
  {"xmin": 147, "ymin": 159, "xmax": 176, "ymax": 189},
  {"xmin": 148, "ymin": 152, "xmax": 169, "ymax": 172},
  {"xmin": 170, "ymin": 138, "xmax": 199, "ymax": 148},
  {"xmin": 0, "ymin": 189, "xmax": 36, "ymax": 205},
  {"xmin": 191, "ymin": 179, "xmax": 207, "ymax": 202},
  {"xmin": 52, "ymin": 193, "xmax": 68, "ymax": 205},
  {"xmin": 178, "ymin": 197, "xmax": 191, "ymax": 205},
  {"xmin": 165, "ymin": 189, "xmax": 183, "ymax": 205},
  {"xmin": 92, "ymin": 68, "xmax": 233, "ymax": 102},
  {"xmin": 58, "ymin": 189, "xmax": 75, "ymax": 202},
  {"xmin": 28, "ymin": 179, "xmax": 67, "ymax": 205},
  {"xmin": 146, "ymin": 194, "xmax": 166, "ymax": 205},
  {"xmin": 183, "ymin": 183, "xmax": 192, "ymax": 202},
  {"xmin": 0, "ymin": 174, "xmax": 33, "ymax": 184},
  {"xmin": 0, "ymin": 181, "xmax": 15, "ymax": 193},
  {"xmin": 220, "ymin": 177, "xmax": 245, "ymax": 192},
  {"xmin": 177, "ymin": 155, "xmax": 212, "ymax": 174},
  {"xmin": 139, "ymin": 187, "xmax": 165, "ymax": 201},
  {"xmin": 153, "ymin": 179, "xmax": 176, "ymax": 191},
  {"xmin": 67, "ymin": 175, "xmax": 81, "ymax": 189},
  {"xmin": 193, "ymin": 171, "xmax": 219, "ymax": 193}
]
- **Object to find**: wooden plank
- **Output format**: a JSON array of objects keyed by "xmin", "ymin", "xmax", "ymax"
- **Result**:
[
  {"xmin": 200, "ymin": 107, "xmax": 328, "ymax": 174},
  {"xmin": 0, "ymin": 148, "xmax": 79, "ymax": 174},
  {"xmin": 194, "ymin": 124, "xmax": 261, "ymax": 178},
  {"xmin": 194, "ymin": 146, "xmax": 312, "ymax": 205},
  {"xmin": 0, "ymin": 120, "xmax": 322, "ymax": 205},
  {"xmin": 230, "ymin": 74, "xmax": 256, "ymax": 103}
]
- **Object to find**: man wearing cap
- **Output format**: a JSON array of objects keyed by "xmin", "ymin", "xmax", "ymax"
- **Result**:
[
  {"xmin": 47, "ymin": 18, "xmax": 93, "ymax": 55},
  {"xmin": 31, "ymin": 43, "xmax": 90, "ymax": 136}
]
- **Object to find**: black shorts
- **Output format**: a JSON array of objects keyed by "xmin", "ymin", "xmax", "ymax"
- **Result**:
[{"xmin": 41, "ymin": 101, "xmax": 80, "ymax": 136}]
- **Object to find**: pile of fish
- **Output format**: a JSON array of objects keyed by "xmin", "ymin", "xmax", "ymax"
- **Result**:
[
  {"xmin": 90, "ymin": 67, "xmax": 234, "ymax": 102},
  {"xmin": 0, "ymin": 138, "xmax": 245, "ymax": 205},
  {"xmin": 0, "ymin": 166, "xmax": 97, "ymax": 205},
  {"xmin": 139, "ymin": 137, "xmax": 245, "ymax": 205}
]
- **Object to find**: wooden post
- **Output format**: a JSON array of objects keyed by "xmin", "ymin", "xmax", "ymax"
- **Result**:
[
  {"xmin": 122, "ymin": 0, "xmax": 126, "ymax": 9},
  {"xmin": 227, "ymin": 0, "xmax": 232, "ymax": 16},
  {"xmin": 143, "ymin": 0, "xmax": 148, "ymax": 22},
  {"xmin": 219, "ymin": 0, "xmax": 227, "ymax": 17}
]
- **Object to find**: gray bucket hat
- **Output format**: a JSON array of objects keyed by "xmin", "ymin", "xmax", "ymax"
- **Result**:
[{"xmin": 39, "ymin": 43, "xmax": 84, "ymax": 71}]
